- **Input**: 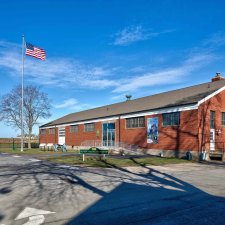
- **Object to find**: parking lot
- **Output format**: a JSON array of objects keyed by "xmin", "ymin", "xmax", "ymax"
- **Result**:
[{"xmin": 0, "ymin": 153, "xmax": 225, "ymax": 225}]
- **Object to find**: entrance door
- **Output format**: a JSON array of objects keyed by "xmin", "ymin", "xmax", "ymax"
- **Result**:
[
  {"xmin": 58, "ymin": 127, "xmax": 65, "ymax": 145},
  {"xmin": 102, "ymin": 123, "xmax": 115, "ymax": 147},
  {"xmin": 210, "ymin": 129, "xmax": 215, "ymax": 151}
]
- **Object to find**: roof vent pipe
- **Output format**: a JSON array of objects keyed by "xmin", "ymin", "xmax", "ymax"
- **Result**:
[{"xmin": 125, "ymin": 95, "xmax": 132, "ymax": 101}]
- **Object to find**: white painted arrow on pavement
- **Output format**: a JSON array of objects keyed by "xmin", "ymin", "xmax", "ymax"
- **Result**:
[
  {"xmin": 21, "ymin": 215, "xmax": 45, "ymax": 225},
  {"xmin": 15, "ymin": 207, "xmax": 55, "ymax": 225}
]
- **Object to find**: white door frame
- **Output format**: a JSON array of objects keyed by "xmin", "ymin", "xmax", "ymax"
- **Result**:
[
  {"xmin": 210, "ymin": 129, "xmax": 215, "ymax": 151},
  {"xmin": 58, "ymin": 127, "xmax": 65, "ymax": 145}
]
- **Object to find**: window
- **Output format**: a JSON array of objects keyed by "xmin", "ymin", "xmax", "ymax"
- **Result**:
[
  {"xmin": 162, "ymin": 112, "xmax": 180, "ymax": 126},
  {"xmin": 70, "ymin": 125, "xmax": 78, "ymax": 133},
  {"xmin": 126, "ymin": 117, "xmax": 145, "ymax": 128},
  {"xmin": 222, "ymin": 112, "xmax": 225, "ymax": 126},
  {"xmin": 84, "ymin": 123, "xmax": 95, "ymax": 132},
  {"xmin": 41, "ymin": 129, "xmax": 46, "ymax": 135},
  {"xmin": 49, "ymin": 128, "xmax": 55, "ymax": 135},
  {"xmin": 58, "ymin": 127, "xmax": 65, "ymax": 137},
  {"xmin": 210, "ymin": 111, "xmax": 215, "ymax": 128}
]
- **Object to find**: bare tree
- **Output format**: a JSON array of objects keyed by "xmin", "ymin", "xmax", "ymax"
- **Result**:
[{"xmin": 0, "ymin": 85, "xmax": 51, "ymax": 148}]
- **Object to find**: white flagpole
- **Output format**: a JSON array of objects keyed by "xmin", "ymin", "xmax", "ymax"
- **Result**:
[{"xmin": 21, "ymin": 34, "xmax": 25, "ymax": 152}]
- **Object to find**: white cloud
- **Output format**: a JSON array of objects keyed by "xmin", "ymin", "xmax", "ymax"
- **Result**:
[
  {"xmin": 113, "ymin": 25, "xmax": 174, "ymax": 46},
  {"xmin": 0, "ymin": 39, "xmax": 218, "ymax": 101},
  {"xmin": 54, "ymin": 98, "xmax": 94, "ymax": 111},
  {"xmin": 0, "ymin": 41, "xmax": 117, "ymax": 90},
  {"xmin": 112, "ymin": 53, "xmax": 215, "ymax": 94},
  {"xmin": 203, "ymin": 32, "xmax": 225, "ymax": 47},
  {"xmin": 54, "ymin": 98, "xmax": 79, "ymax": 109},
  {"xmin": 113, "ymin": 25, "xmax": 148, "ymax": 46}
]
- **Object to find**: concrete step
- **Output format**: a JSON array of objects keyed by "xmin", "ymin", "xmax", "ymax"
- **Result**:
[
  {"xmin": 209, "ymin": 151, "xmax": 223, "ymax": 156},
  {"xmin": 209, "ymin": 151, "xmax": 224, "ymax": 161}
]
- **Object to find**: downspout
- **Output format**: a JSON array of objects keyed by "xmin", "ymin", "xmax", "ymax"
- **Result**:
[
  {"xmin": 197, "ymin": 103, "xmax": 200, "ymax": 161},
  {"xmin": 39, "ymin": 127, "xmax": 40, "ymax": 145},
  {"xmin": 119, "ymin": 115, "xmax": 121, "ymax": 143},
  {"xmin": 55, "ymin": 125, "xmax": 56, "ymax": 144}
]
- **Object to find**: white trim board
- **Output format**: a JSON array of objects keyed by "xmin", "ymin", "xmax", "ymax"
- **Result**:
[
  {"xmin": 122, "ymin": 85, "xmax": 225, "ymax": 119},
  {"xmin": 40, "ymin": 105, "xmax": 198, "ymax": 129},
  {"xmin": 40, "ymin": 116, "xmax": 119, "ymax": 129},
  {"xmin": 197, "ymin": 85, "xmax": 225, "ymax": 106},
  {"xmin": 120, "ymin": 104, "xmax": 198, "ymax": 119}
]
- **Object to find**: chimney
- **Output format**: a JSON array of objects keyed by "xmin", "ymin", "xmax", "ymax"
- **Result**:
[{"xmin": 211, "ymin": 72, "xmax": 225, "ymax": 82}]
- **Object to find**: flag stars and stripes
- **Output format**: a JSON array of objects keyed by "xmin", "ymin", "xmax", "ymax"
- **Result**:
[{"xmin": 25, "ymin": 42, "xmax": 46, "ymax": 60}]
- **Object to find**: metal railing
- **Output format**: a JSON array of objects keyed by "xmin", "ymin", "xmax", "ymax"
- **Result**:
[
  {"xmin": 0, "ymin": 142, "xmax": 21, "ymax": 150},
  {"xmin": 203, "ymin": 142, "xmax": 225, "ymax": 154},
  {"xmin": 111, "ymin": 142, "xmax": 143, "ymax": 155},
  {"xmin": 80, "ymin": 140, "xmax": 143, "ymax": 155},
  {"xmin": 102, "ymin": 140, "xmax": 115, "ymax": 147},
  {"xmin": 0, "ymin": 139, "xmax": 39, "ymax": 150},
  {"xmin": 81, "ymin": 140, "xmax": 102, "ymax": 147}
]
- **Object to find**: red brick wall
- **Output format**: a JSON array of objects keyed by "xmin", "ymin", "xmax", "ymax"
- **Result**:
[
  {"xmin": 120, "ymin": 110, "xmax": 199, "ymax": 152},
  {"xmin": 39, "ymin": 89, "xmax": 225, "ymax": 152},
  {"xmin": 116, "ymin": 120, "xmax": 120, "ymax": 143},
  {"xmin": 39, "ymin": 127, "xmax": 58, "ymax": 144},
  {"xmin": 39, "ymin": 111, "xmax": 199, "ymax": 151},
  {"xmin": 0, "ymin": 138, "xmax": 21, "ymax": 143},
  {"xmin": 198, "ymin": 89, "xmax": 225, "ymax": 151},
  {"xmin": 39, "ymin": 130, "xmax": 46, "ymax": 144},
  {"xmin": 65, "ymin": 122, "xmax": 102, "ymax": 146},
  {"xmin": 39, "ymin": 124, "xmax": 102, "ymax": 146}
]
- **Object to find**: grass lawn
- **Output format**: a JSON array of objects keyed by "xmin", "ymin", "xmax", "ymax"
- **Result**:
[
  {"xmin": 0, "ymin": 148, "xmax": 79, "ymax": 155},
  {"xmin": 43, "ymin": 155, "xmax": 191, "ymax": 168}
]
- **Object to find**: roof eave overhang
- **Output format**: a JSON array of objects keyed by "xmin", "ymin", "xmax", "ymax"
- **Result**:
[
  {"xmin": 39, "ymin": 102, "xmax": 198, "ymax": 129},
  {"xmin": 197, "ymin": 85, "xmax": 225, "ymax": 106}
]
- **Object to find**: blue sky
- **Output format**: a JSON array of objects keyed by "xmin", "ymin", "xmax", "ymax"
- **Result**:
[{"xmin": 1, "ymin": 0, "xmax": 225, "ymax": 137}]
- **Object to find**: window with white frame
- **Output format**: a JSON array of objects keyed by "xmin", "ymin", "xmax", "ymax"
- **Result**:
[
  {"xmin": 162, "ymin": 112, "xmax": 180, "ymax": 126},
  {"xmin": 41, "ymin": 129, "xmax": 46, "ymax": 135},
  {"xmin": 126, "ymin": 116, "xmax": 145, "ymax": 128},
  {"xmin": 49, "ymin": 128, "xmax": 55, "ymax": 135},
  {"xmin": 58, "ymin": 127, "xmax": 65, "ymax": 137},
  {"xmin": 70, "ymin": 125, "xmax": 78, "ymax": 133},
  {"xmin": 84, "ymin": 123, "xmax": 95, "ymax": 132},
  {"xmin": 222, "ymin": 112, "xmax": 225, "ymax": 126}
]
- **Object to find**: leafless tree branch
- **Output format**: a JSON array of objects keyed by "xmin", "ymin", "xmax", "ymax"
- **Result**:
[{"xmin": 0, "ymin": 85, "xmax": 51, "ymax": 148}]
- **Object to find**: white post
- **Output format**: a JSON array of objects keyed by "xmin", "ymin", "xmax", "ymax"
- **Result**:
[
  {"xmin": 82, "ymin": 154, "xmax": 85, "ymax": 162},
  {"xmin": 21, "ymin": 34, "xmax": 25, "ymax": 152}
]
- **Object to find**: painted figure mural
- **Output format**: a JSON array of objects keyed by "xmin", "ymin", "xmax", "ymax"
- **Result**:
[{"xmin": 147, "ymin": 117, "xmax": 158, "ymax": 144}]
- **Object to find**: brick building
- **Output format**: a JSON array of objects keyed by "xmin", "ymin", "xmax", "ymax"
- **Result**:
[{"xmin": 40, "ymin": 73, "xmax": 225, "ymax": 159}]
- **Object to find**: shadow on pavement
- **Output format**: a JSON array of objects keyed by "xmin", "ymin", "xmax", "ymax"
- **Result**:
[
  {"xmin": 0, "ymin": 187, "xmax": 11, "ymax": 194},
  {"xmin": 0, "ymin": 158, "xmax": 225, "ymax": 225},
  {"xmin": 66, "ymin": 159, "xmax": 225, "ymax": 225}
]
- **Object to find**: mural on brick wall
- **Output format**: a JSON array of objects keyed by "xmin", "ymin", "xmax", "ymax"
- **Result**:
[{"xmin": 147, "ymin": 117, "xmax": 158, "ymax": 143}]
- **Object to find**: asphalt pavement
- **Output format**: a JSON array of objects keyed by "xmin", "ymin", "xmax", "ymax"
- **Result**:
[{"xmin": 0, "ymin": 153, "xmax": 225, "ymax": 225}]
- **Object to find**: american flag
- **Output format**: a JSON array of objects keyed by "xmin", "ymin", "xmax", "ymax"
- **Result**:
[{"xmin": 25, "ymin": 42, "xmax": 46, "ymax": 60}]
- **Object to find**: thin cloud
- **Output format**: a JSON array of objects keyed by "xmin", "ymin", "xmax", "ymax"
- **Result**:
[
  {"xmin": 54, "ymin": 98, "xmax": 79, "ymax": 109},
  {"xmin": 54, "ymin": 98, "xmax": 94, "ymax": 111},
  {"xmin": 0, "ymin": 38, "xmax": 219, "ymax": 102},
  {"xmin": 203, "ymin": 32, "xmax": 225, "ymax": 47},
  {"xmin": 112, "ymin": 53, "xmax": 215, "ymax": 94},
  {"xmin": 112, "ymin": 25, "xmax": 174, "ymax": 46},
  {"xmin": 0, "ymin": 41, "xmax": 117, "ymax": 89}
]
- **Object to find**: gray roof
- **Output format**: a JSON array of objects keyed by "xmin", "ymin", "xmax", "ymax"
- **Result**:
[{"xmin": 41, "ymin": 79, "xmax": 225, "ymax": 127}]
